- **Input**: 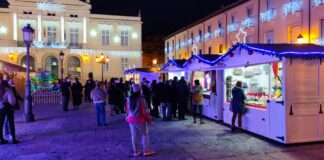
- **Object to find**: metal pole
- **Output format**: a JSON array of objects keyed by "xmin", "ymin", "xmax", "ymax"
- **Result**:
[
  {"xmin": 101, "ymin": 62, "xmax": 104, "ymax": 83},
  {"xmin": 61, "ymin": 59, "xmax": 64, "ymax": 81},
  {"xmin": 24, "ymin": 44, "xmax": 35, "ymax": 122}
]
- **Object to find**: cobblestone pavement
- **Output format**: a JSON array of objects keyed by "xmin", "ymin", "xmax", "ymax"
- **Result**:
[{"xmin": 0, "ymin": 103, "xmax": 324, "ymax": 160}]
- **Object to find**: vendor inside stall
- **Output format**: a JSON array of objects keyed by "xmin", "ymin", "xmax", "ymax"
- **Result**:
[{"xmin": 225, "ymin": 62, "xmax": 282, "ymax": 109}]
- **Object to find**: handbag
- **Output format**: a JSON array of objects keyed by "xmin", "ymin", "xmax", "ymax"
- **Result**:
[{"xmin": 229, "ymin": 101, "xmax": 233, "ymax": 112}]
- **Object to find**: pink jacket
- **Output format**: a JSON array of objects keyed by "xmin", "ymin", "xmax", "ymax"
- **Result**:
[{"xmin": 126, "ymin": 97, "xmax": 152, "ymax": 124}]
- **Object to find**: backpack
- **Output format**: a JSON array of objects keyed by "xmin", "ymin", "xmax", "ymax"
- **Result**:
[{"xmin": 193, "ymin": 91, "xmax": 202, "ymax": 102}]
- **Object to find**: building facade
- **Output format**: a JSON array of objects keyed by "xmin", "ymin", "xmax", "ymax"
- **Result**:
[
  {"xmin": 0, "ymin": 0, "xmax": 142, "ymax": 82},
  {"xmin": 165, "ymin": 0, "xmax": 324, "ymax": 61}
]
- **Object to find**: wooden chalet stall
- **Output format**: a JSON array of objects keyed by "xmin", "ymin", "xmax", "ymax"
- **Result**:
[
  {"xmin": 161, "ymin": 59, "xmax": 187, "ymax": 80},
  {"xmin": 214, "ymin": 43, "xmax": 324, "ymax": 144},
  {"xmin": 124, "ymin": 68, "xmax": 160, "ymax": 84},
  {"xmin": 183, "ymin": 55, "xmax": 223, "ymax": 121}
]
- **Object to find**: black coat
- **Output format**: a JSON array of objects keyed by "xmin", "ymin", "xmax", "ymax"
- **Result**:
[
  {"xmin": 176, "ymin": 79, "xmax": 190, "ymax": 102},
  {"xmin": 151, "ymin": 85, "xmax": 161, "ymax": 106},
  {"xmin": 84, "ymin": 80, "xmax": 95, "ymax": 95},
  {"xmin": 61, "ymin": 82, "xmax": 71, "ymax": 97},
  {"xmin": 164, "ymin": 83, "xmax": 172, "ymax": 103},
  {"xmin": 157, "ymin": 82, "xmax": 166, "ymax": 102},
  {"xmin": 108, "ymin": 85, "xmax": 118, "ymax": 105},
  {"xmin": 72, "ymin": 82, "xmax": 83, "ymax": 105}
]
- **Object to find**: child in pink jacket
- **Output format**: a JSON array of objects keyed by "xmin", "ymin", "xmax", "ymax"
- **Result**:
[{"xmin": 126, "ymin": 84, "xmax": 155, "ymax": 157}]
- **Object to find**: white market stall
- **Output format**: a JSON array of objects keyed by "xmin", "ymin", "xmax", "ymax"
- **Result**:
[
  {"xmin": 161, "ymin": 59, "xmax": 187, "ymax": 80},
  {"xmin": 183, "ymin": 54, "xmax": 223, "ymax": 121},
  {"xmin": 124, "ymin": 68, "xmax": 160, "ymax": 84},
  {"xmin": 214, "ymin": 43, "xmax": 324, "ymax": 144}
]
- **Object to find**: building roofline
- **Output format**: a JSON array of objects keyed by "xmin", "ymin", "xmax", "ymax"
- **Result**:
[
  {"xmin": 90, "ymin": 13, "xmax": 141, "ymax": 22},
  {"xmin": 163, "ymin": 0, "xmax": 248, "ymax": 40}
]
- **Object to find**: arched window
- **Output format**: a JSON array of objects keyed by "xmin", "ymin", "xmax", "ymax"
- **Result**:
[
  {"xmin": 68, "ymin": 56, "xmax": 81, "ymax": 78},
  {"xmin": 21, "ymin": 55, "xmax": 35, "ymax": 70},
  {"xmin": 44, "ymin": 56, "xmax": 58, "ymax": 79}
]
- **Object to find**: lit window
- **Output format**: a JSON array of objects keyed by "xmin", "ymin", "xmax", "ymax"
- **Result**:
[
  {"xmin": 102, "ymin": 30, "xmax": 109, "ymax": 46},
  {"xmin": 121, "ymin": 57, "xmax": 129, "ymax": 71},
  {"xmin": 70, "ymin": 28, "xmax": 79, "ymax": 48},
  {"xmin": 121, "ymin": 30, "xmax": 128, "ymax": 46},
  {"xmin": 47, "ymin": 26, "xmax": 56, "ymax": 43}
]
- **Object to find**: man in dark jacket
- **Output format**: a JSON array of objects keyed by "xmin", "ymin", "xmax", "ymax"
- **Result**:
[
  {"xmin": 141, "ymin": 80, "xmax": 151, "ymax": 112},
  {"xmin": 176, "ymin": 77, "xmax": 190, "ymax": 120},
  {"xmin": 163, "ymin": 80, "xmax": 173, "ymax": 121},
  {"xmin": 116, "ymin": 78, "xmax": 127, "ymax": 114},
  {"xmin": 61, "ymin": 77, "xmax": 71, "ymax": 111}
]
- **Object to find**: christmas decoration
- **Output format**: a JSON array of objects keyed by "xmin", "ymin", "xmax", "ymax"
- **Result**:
[{"xmin": 31, "ymin": 71, "xmax": 60, "ymax": 93}]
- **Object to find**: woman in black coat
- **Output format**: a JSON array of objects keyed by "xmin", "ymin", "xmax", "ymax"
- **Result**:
[{"xmin": 72, "ymin": 78, "xmax": 83, "ymax": 110}]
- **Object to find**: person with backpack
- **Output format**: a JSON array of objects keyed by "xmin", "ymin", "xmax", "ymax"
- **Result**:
[
  {"xmin": 191, "ymin": 79, "xmax": 204, "ymax": 124},
  {"xmin": 126, "ymin": 84, "xmax": 155, "ymax": 157},
  {"xmin": 0, "ymin": 81, "xmax": 19, "ymax": 144}
]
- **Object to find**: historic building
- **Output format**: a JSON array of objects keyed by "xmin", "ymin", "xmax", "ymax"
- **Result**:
[
  {"xmin": 165, "ymin": 0, "xmax": 324, "ymax": 60},
  {"xmin": 0, "ymin": 0, "xmax": 142, "ymax": 82}
]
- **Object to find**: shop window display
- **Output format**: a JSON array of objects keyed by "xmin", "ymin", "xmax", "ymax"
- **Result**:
[{"xmin": 225, "ymin": 63, "xmax": 282, "ymax": 109}]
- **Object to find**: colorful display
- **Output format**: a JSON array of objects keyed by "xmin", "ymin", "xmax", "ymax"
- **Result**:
[{"xmin": 31, "ymin": 71, "xmax": 61, "ymax": 93}]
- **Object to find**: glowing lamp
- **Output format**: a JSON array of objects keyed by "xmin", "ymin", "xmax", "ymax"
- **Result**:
[
  {"xmin": 152, "ymin": 59, "xmax": 157, "ymax": 65},
  {"xmin": 90, "ymin": 30, "xmax": 97, "ymax": 37},
  {"xmin": 106, "ymin": 56, "xmax": 110, "ymax": 62},
  {"xmin": 22, "ymin": 24, "xmax": 35, "ymax": 45},
  {"xmin": 100, "ymin": 53, "xmax": 104, "ymax": 59},
  {"xmin": 95, "ymin": 56, "xmax": 99, "ymax": 62},
  {"xmin": 297, "ymin": 34, "xmax": 304, "ymax": 44}
]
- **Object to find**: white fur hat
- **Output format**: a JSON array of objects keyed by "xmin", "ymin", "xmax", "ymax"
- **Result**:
[{"xmin": 132, "ymin": 84, "xmax": 141, "ymax": 93}]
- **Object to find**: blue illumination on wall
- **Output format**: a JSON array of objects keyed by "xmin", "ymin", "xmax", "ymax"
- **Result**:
[
  {"xmin": 215, "ymin": 28, "xmax": 224, "ymax": 37},
  {"xmin": 282, "ymin": 0, "xmax": 302, "ymax": 15},
  {"xmin": 313, "ymin": 0, "xmax": 324, "ymax": 6},
  {"xmin": 204, "ymin": 32, "xmax": 211, "ymax": 41},
  {"xmin": 241, "ymin": 17, "xmax": 254, "ymax": 29},
  {"xmin": 260, "ymin": 9, "xmax": 276, "ymax": 22},
  {"xmin": 227, "ymin": 23, "xmax": 238, "ymax": 33}
]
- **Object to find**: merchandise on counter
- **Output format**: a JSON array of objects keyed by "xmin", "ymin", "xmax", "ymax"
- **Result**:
[
  {"xmin": 244, "ymin": 70, "xmax": 254, "ymax": 78},
  {"xmin": 233, "ymin": 68, "xmax": 243, "ymax": 76}
]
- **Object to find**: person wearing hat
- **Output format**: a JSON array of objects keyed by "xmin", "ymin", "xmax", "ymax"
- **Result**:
[{"xmin": 126, "ymin": 84, "xmax": 155, "ymax": 157}]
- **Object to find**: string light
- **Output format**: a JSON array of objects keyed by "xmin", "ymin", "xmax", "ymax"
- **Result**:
[
  {"xmin": 282, "ymin": 0, "xmax": 302, "ymax": 15},
  {"xmin": 236, "ymin": 28, "xmax": 247, "ymax": 43},
  {"xmin": 260, "ymin": 9, "xmax": 276, "ymax": 22}
]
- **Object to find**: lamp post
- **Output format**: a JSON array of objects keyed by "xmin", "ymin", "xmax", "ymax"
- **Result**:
[
  {"xmin": 95, "ymin": 53, "xmax": 109, "ymax": 82},
  {"xmin": 59, "ymin": 51, "xmax": 65, "ymax": 81},
  {"xmin": 152, "ymin": 59, "xmax": 157, "ymax": 67},
  {"xmin": 22, "ymin": 24, "xmax": 35, "ymax": 122}
]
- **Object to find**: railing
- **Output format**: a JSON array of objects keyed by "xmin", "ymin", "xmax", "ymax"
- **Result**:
[{"xmin": 32, "ymin": 92, "xmax": 62, "ymax": 105}]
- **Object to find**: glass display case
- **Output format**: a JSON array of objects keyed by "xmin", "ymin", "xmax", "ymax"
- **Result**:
[{"xmin": 224, "ymin": 63, "xmax": 282, "ymax": 109}]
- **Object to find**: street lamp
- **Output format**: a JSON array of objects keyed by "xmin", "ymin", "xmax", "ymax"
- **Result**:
[
  {"xmin": 297, "ymin": 34, "xmax": 304, "ymax": 44},
  {"xmin": 95, "ymin": 53, "xmax": 109, "ymax": 82},
  {"xmin": 152, "ymin": 59, "xmax": 157, "ymax": 67},
  {"xmin": 59, "ymin": 51, "xmax": 65, "ymax": 81},
  {"xmin": 22, "ymin": 24, "xmax": 35, "ymax": 122}
]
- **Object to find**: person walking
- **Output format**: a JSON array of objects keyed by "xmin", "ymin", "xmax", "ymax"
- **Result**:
[
  {"xmin": 177, "ymin": 77, "xmax": 190, "ymax": 120},
  {"xmin": 72, "ymin": 78, "xmax": 83, "ymax": 110},
  {"xmin": 126, "ymin": 84, "xmax": 155, "ymax": 157},
  {"xmin": 163, "ymin": 80, "xmax": 173, "ymax": 121},
  {"xmin": 61, "ymin": 77, "xmax": 71, "ymax": 112},
  {"xmin": 151, "ymin": 80, "xmax": 161, "ymax": 118},
  {"xmin": 170, "ymin": 77, "xmax": 179, "ymax": 119},
  {"xmin": 231, "ymin": 81, "xmax": 246, "ymax": 132},
  {"xmin": 90, "ymin": 82, "xmax": 107, "ymax": 126},
  {"xmin": 0, "ymin": 81, "xmax": 19, "ymax": 144},
  {"xmin": 191, "ymin": 79, "xmax": 204, "ymax": 124}
]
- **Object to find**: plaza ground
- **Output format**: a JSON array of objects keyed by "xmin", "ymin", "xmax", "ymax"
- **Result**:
[{"xmin": 1, "ymin": 103, "xmax": 324, "ymax": 160}]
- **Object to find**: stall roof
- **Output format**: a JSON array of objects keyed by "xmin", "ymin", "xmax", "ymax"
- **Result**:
[
  {"xmin": 0, "ymin": 60, "xmax": 36, "ymax": 72},
  {"xmin": 124, "ymin": 68, "xmax": 160, "ymax": 74},
  {"xmin": 225, "ymin": 43, "xmax": 324, "ymax": 58},
  {"xmin": 184, "ymin": 54, "xmax": 222, "ymax": 66},
  {"xmin": 161, "ymin": 59, "xmax": 187, "ymax": 69}
]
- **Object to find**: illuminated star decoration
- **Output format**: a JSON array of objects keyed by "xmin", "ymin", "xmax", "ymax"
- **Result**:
[
  {"xmin": 192, "ymin": 44, "xmax": 198, "ymax": 55},
  {"xmin": 169, "ymin": 52, "xmax": 174, "ymax": 59},
  {"xmin": 236, "ymin": 27, "xmax": 247, "ymax": 43}
]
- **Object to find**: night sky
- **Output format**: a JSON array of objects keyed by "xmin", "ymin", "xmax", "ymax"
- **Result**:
[{"xmin": 0, "ymin": 0, "xmax": 237, "ymax": 38}]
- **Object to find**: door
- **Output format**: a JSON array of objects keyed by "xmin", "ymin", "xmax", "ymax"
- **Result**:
[{"xmin": 286, "ymin": 59, "xmax": 321, "ymax": 143}]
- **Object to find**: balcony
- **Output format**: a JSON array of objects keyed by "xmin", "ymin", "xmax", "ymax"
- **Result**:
[{"xmin": 17, "ymin": 41, "xmax": 83, "ymax": 49}]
